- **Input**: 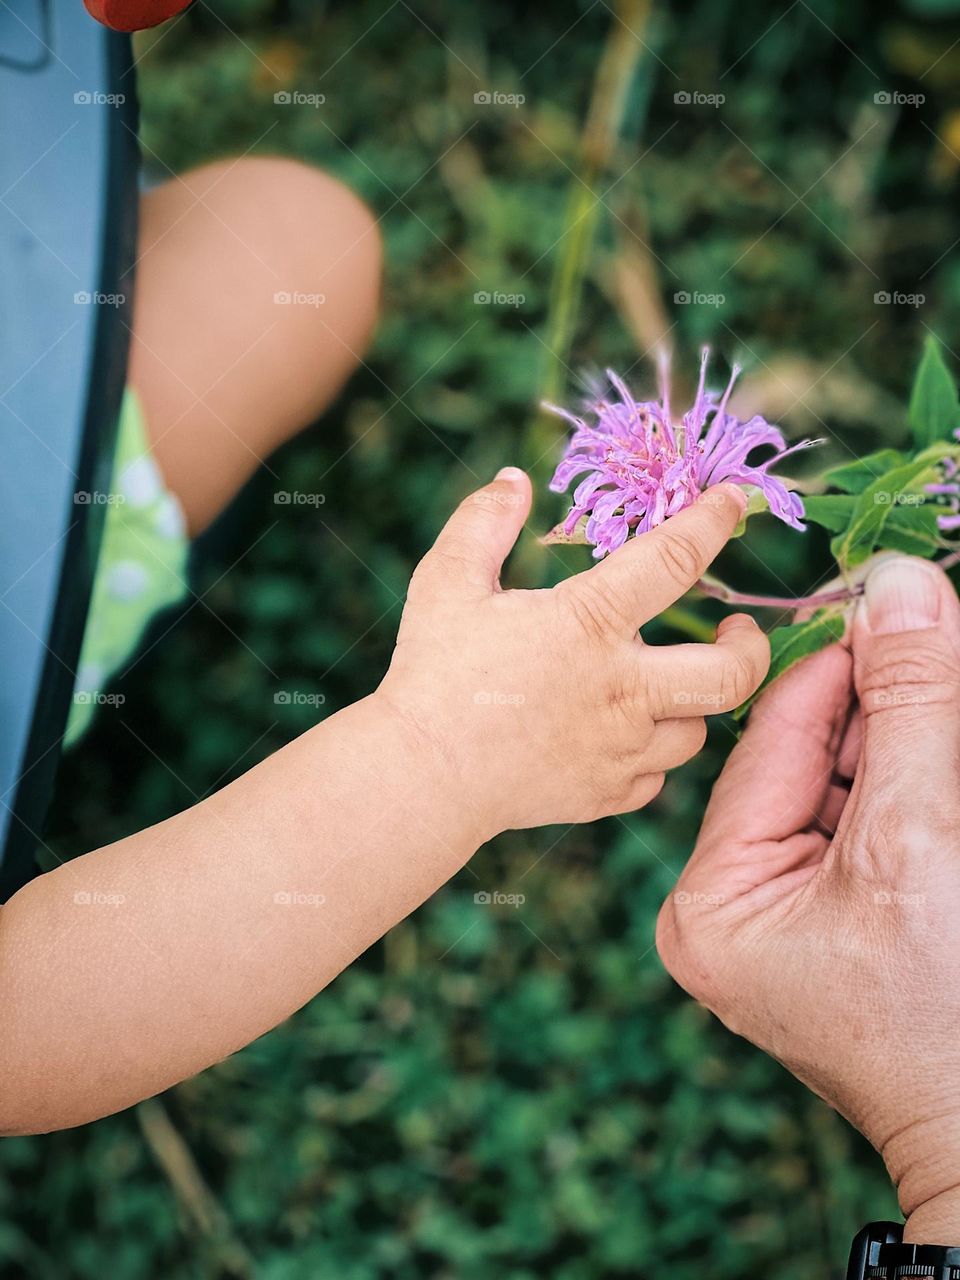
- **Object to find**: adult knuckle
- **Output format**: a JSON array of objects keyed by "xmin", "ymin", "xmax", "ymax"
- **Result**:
[{"xmin": 859, "ymin": 640, "xmax": 960, "ymax": 715}]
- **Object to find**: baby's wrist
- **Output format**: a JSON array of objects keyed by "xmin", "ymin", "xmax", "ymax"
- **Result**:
[{"xmin": 366, "ymin": 687, "xmax": 500, "ymax": 851}]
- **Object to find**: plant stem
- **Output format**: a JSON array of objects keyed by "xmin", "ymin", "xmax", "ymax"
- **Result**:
[
  {"xmin": 696, "ymin": 578, "xmax": 861, "ymax": 610},
  {"xmin": 698, "ymin": 548, "xmax": 960, "ymax": 611},
  {"xmin": 524, "ymin": 0, "xmax": 651, "ymax": 483}
]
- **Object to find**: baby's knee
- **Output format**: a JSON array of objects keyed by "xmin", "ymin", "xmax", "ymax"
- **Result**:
[{"xmin": 244, "ymin": 156, "xmax": 382, "ymax": 353}]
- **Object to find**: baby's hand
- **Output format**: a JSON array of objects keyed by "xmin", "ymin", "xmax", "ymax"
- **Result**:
[{"xmin": 378, "ymin": 467, "xmax": 769, "ymax": 837}]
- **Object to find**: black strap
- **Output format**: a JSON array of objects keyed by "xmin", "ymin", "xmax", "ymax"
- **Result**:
[{"xmin": 847, "ymin": 1222, "xmax": 960, "ymax": 1279}]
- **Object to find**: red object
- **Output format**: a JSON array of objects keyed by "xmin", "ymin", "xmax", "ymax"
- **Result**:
[{"xmin": 83, "ymin": 0, "xmax": 194, "ymax": 31}]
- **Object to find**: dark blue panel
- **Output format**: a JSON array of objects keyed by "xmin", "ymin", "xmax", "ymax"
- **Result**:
[{"xmin": 0, "ymin": 2, "xmax": 139, "ymax": 895}]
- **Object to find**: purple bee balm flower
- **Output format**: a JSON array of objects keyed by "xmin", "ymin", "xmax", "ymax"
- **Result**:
[
  {"xmin": 545, "ymin": 348, "xmax": 819, "ymax": 558},
  {"xmin": 925, "ymin": 433, "xmax": 960, "ymax": 532}
]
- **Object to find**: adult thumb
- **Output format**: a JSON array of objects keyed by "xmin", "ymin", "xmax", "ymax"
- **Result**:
[
  {"xmin": 412, "ymin": 468, "xmax": 532, "ymax": 600},
  {"xmin": 852, "ymin": 555, "xmax": 960, "ymax": 799}
]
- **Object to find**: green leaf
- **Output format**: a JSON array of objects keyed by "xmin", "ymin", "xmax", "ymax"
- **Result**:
[
  {"xmin": 801, "ymin": 494, "xmax": 858, "ymax": 533},
  {"xmin": 908, "ymin": 336, "xmax": 959, "ymax": 449},
  {"xmin": 822, "ymin": 449, "xmax": 906, "ymax": 494},
  {"xmin": 731, "ymin": 487, "xmax": 769, "ymax": 537},
  {"xmin": 876, "ymin": 503, "xmax": 944, "ymax": 559},
  {"xmin": 806, "ymin": 493, "xmax": 944, "ymax": 557},
  {"xmin": 830, "ymin": 444, "xmax": 953, "ymax": 569},
  {"xmin": 733, "ymin": 610, "xmax": 847, "ymax": 720}
]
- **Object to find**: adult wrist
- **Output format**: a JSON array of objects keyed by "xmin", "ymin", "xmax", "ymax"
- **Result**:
[
  {"xmin": 881, "ymin": 1114, "xmax": 960, "ymax": 1244},
  {"xmin": 902, "ymin": 1187, "xmax": 960, "ymax": 1245}
]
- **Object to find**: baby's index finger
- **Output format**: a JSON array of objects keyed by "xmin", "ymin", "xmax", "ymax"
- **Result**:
[{"xmin": 579, "ymin": 486, "xmax": 747, "ymax": 634}]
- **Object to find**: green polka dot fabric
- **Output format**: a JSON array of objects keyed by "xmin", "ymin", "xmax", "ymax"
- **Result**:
[{"xmin": 66, "ymin": 389, "xmax": 189, "ymax": 747}]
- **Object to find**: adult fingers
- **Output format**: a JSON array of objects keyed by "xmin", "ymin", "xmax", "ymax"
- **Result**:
[
  {"xmin": 410, "ymin": 468, "xmax": 532, "ymax": 601},
  {"xmin": 641, "ymin": 614, "xmax": 770, "ymax": 719},
  {"xmin": 691, "ymin": 638, "xmax": 854, "ymax": 854},
  {"xmin": 850, "ymin": 556, "xmax": 960, "ymax": 806},
  {"xmin": 567, "ymin": 485, "xmax": 746, "ymax": 635}
]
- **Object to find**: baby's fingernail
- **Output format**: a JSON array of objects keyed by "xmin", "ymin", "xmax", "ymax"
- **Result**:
[
  {"xmin": 495, "ymin": 467, "xmax": 526, "ymax": 482},
  {"xmin": 865, "ymin": 556, "xmax": 942, "ymax": 634},
  {"xmin": 712, "ymin": 484, "xmax": 747, "ymax": 514}
]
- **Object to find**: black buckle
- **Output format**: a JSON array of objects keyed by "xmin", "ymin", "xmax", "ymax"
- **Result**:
[{"xmin": 846, "ymin": 1223, "xmax": 904, "ymax": 1279}]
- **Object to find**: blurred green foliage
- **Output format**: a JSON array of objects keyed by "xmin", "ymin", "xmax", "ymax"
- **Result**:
[{"xmin": 9, "ymin": 0, "xmax": 960, "ymax": 1273}]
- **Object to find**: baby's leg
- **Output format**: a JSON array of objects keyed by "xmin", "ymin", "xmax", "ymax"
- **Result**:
[{"xmin": 127, "ymin": 156, "xmax": 382, "ymax": 533}]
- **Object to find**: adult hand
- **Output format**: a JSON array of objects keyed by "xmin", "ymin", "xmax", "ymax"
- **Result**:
[{"xmin": 657, "ymin": 555, "xmax": 960, "ymax": 1243}]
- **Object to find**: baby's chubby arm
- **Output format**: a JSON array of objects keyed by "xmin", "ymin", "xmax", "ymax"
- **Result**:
[{"xmin": 0, "ymin": 469, "xmax": 767, "ymax": 1134}]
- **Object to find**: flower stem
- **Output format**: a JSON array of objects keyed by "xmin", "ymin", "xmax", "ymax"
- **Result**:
[
  {"xmin": 698, "ymin": 548, "xmax": 960, "ymax": 611},
  {"xmin": 696, "ymin": 578, "xmax": 860, "ymax": 610}
]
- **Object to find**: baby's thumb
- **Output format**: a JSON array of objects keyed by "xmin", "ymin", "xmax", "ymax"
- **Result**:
[{"xmin": 414, "ymin": 469, "xmax": 532, "ymax": 600}]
